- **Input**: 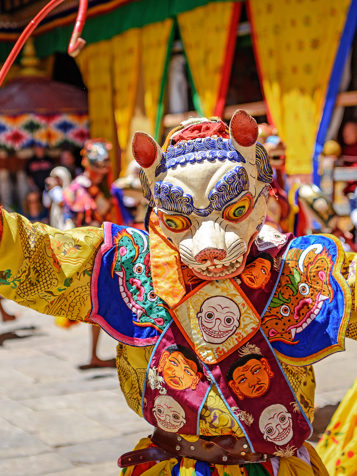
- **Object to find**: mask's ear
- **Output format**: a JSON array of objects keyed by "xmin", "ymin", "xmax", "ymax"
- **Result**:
[
  {"xmin": 229, "ymin": 110, "xmax": 258, "ymax": 169},
  {"xmin": 132, "ymin": 132, "xmax": 162, "ymax": 183}
]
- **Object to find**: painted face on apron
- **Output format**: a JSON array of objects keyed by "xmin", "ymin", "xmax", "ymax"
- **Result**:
[
  {"xmin": 259, "ymin": 404, "xmax": 293, "ymax": 446},
  {"xmin": 158, "ymin": 347, "xmax": 203, "ymax": 391},
  {"xmin": 152, "ymin": 395, "xmax": 187, "ymax": 432},
  {"xmin": 227, "ymin": 355, "xmax": 274, "ymax": 400},
  {"xmin": 197, "ymin": 296, "xmax": 241, "ymax": 344}
]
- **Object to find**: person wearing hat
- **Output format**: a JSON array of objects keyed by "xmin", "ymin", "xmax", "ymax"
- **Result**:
[
  {"xmin": 63, "ymin": 138, "xmax": 116, "ymax": 369},
  {"xmin": 63, "ymin": 138, "xmax": 114, "ymax": 228}
]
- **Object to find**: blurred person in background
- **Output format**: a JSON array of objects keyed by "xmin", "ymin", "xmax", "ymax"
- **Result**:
[
  {"xmin": 63, "ymin": 139, "xmax": 115, "ymax": 228},
  {"xmin": 341, "ymin": 121, "xmax": 357, "ymax": 157},
  {"xmin": 340, "ymin": 121, "xmax": 357, "ymax": 196},
  {"xmin": 43, "ymin": 166, "xmax": 74, "ymax": 230},
  {"xmin": 60, "ymin": 145, "xmax": 82, "ymax": 178},
  {"xmin": 62, "ymin": 138, "xmax": 116, "ymax": 369},
  {"xmin": 260, "ymin": 131, "xmax": 291, "ymax": 233},
  {"xmin": 25, "ymin": 145, "xmax": 54, "ymax": 192},
  {"xmin": 22, "ymin": 191, "xmax": 48, "ymax": 224}
]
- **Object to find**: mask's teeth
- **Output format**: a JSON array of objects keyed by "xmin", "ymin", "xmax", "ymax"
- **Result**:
[{"xmin": 192, "ymin": 255, "xmax": 244, "ymax": 277}]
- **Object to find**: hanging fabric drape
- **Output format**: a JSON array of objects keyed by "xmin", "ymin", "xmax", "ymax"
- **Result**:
[
  {"xmin": 178, "ymin": 2, "xmax": 240, "ymax": 118},
  {"xmin": 313, "ymin": 0, "xmax": 357, "ymax": 184},
  {"xmin": 248, "ymin": 0, "xmax": 353, "ymax": 176},
  {"xmin": 76, "ymin": 40, "xmax": 118, "ymax": 176},
  {"xmin": 141, "ymin": 19, "xmax": 174, "ymax": 141},
  {"xmin": 77, "ymin": 20, "xmax": 174, "ymax": 173},
  {"xmin": 112, "ymin": 28, "xmax": 140, "ymax": 173}
]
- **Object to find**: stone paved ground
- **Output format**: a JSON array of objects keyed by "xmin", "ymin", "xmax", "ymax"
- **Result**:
[
  {"xmin": 0, "ymin": 300, "xmax": 152, "ymax": 476},
  {"xmin": 1, "ymin": 299, "xmax": 357, "ymax": 476}
]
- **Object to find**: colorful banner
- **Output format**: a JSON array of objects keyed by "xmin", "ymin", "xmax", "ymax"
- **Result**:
[
  {"xmin": 112, "ymin": 28, "xmax": 141, "ymax": 173},
  {"xmin": 141, "ymin": 19, "xmax": 174, "ymax": 140},
  {"xmin": 76, "ymin": 40, "xmax": 118, "ymax": 176},
  {"xmin": 248, "ymin": 0, "xmax": 353, "ymax": 176},
  {"xmin": 178, "ymin": 2, "xmax": 240, "ymax": 118},
  {"xmin": 0, "ymin": 113, "xmax": 89, "ymax": 151},
  {"xmin": 314, "ymin": 0, "xmax": 357, "ymax": 184},
  {"xmin": 76, "ymin": 19, "xmax": 174, "ymax": 174}
]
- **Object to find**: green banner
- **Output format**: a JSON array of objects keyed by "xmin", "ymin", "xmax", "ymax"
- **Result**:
[{"xmin": 1, "ymin": 0, "xmax": 241, "ymax": 61}]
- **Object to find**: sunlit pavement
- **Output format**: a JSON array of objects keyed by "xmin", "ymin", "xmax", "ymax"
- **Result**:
[
  {"xmin": 0, "ymin": 300, "xmax": 152, "ymax": 476},
  {"xmin": 0, "ymin": 299, "xmax": 357, "ymax": 475}
]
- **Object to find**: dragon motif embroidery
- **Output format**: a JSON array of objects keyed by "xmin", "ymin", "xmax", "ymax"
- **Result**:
[{"xmin": 111, "ymin": 227, "xmax": 171, "ymax": 333}]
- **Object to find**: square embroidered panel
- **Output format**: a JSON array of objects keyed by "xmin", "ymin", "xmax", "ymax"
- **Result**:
[{"xmin": 172, "ymin": 279, "xmax": 261, "ymax": 364}]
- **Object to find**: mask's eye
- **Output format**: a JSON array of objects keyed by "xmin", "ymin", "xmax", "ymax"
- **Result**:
[
  {"xmin": 158, "ymin": 211, "xmax": 191, "ymax": 233},
  {"xmin": 133, "ymin": 263, "xmax": 144, "ymax": 274},
  {"xmin": 280, "ymin": 304, "xmax": 290, "ymax": 317},
  {"xmin": 205, "ymin": 312, "xmax": 214, "ymax": 320},
  {"xmin": 299, "ymin": 283, "xmax": 310, "ymax": 296},
  {"xmin": 223, "ymin": 195, "xmax": 252, "ymax": 222},
  {"xmin": 147, "ymin": 290, "xmax": 158, "ymax": 302}
]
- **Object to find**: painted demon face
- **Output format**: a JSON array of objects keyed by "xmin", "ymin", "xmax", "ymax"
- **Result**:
[
  {"xmin": 262, "ymin": 244, "xmax": 333, "ymax": 344},
  {"xmin": 259, "ymin": 404, "xmax": 293, "ymax": 446},
  {"xmin": 197, "ymin": 296, "xmax": 240, "ymax": 344},
  {"xmin": 133, "ymin": 111, "xmax": 273, "ymax": 281},
  {"xmin": 152, "ymin": 396, "xmax": 186, "ymax": 432}
]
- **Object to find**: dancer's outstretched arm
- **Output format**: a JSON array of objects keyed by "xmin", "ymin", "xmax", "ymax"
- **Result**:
[{"xmin": 0, "ymin": 208, "xmax": 103, "ymax": 322}]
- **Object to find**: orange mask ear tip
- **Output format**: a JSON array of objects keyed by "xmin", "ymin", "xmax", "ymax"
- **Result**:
[
  {"xmin": 132, "ymin": 132, "xmax": 159, "ymax": 168},
  {"xmin": 230, "ymin": 110, "xmax": 258, "ymax": 147}
]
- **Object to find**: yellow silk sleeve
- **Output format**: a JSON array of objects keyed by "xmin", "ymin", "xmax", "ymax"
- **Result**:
[
  {"xmin": 342, "ymin": 252, "xmax": 357, "ymax": 341},
  {"xmin": 0, "ymin": 209, "xmax": 103, "ymax": 322}
]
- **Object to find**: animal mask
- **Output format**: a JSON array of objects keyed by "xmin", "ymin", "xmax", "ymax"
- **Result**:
[{"xmin": 133, "ymin": 110, "xmax": 272, "ymax": 281}]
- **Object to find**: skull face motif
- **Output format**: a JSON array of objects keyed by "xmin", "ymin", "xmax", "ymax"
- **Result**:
[
  {"xmin": 197, "ymin": 296, "xmax": 240, "ymax": 344},
  {"xmin": 259, "ymin": 404, "xmax": 293, "ymax": 446},
  {"xmin": 152, "ymin": 396, "xmax": 186, "ymax": 433}
]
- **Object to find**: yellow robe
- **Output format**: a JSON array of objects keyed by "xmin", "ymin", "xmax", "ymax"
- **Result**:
[
  {"xmin": 0, "ymin": 209, "xmax": 356, "ymax": 475},
  {"xmin": 316, "ymin": 378, "xmax": 357, "ymax": 475}
]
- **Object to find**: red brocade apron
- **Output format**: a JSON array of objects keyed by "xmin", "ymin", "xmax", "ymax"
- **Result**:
[{"xmin": 142, "ymin": 277, "xmax": 312, "ymax": 457}]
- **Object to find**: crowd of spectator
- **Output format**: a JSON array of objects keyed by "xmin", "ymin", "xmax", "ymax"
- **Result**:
[{"xmin": 0, "ymin": 145, "xmax": 83, "ymax": 224}]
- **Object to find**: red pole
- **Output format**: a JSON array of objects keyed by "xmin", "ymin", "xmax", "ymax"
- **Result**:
[
  {"xmin": 68, "ymin": 0, "xmax": 88, "ymax": 57},
  {"xmin": 0, "ymin": 0, "xmax": 88, "ymax": 87}
]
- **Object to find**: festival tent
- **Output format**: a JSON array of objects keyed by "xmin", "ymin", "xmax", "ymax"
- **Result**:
[
  {"xmin": 1, "ymin": 0, "xmax": 357, "ymax": 177},
  {"xmin": 0, "ymin": 39, "xmax": 89, "ymax": 152}
]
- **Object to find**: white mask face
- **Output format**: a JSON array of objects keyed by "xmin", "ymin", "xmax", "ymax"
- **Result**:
[
  {"xmin": 152, "ymin": 396, "xmax": 186, "ymax": 433},
  {"xmin": 134, "ymin": 111, "xmax": 272, "ymax": 281},
  {"xmin": 259, "ymin": 404, "xmax": 293, "ymax": 446}
]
